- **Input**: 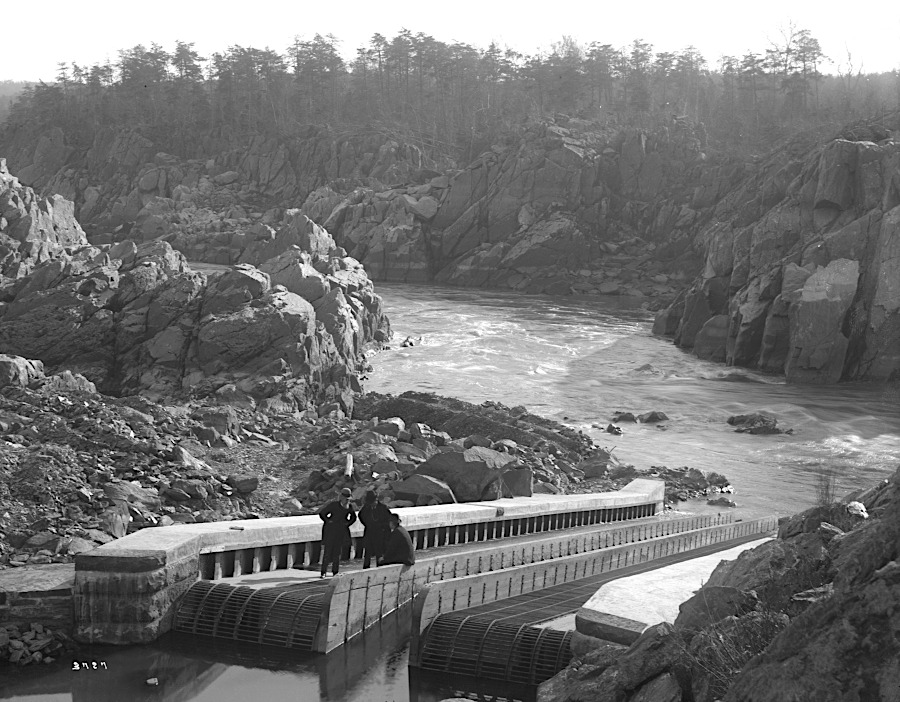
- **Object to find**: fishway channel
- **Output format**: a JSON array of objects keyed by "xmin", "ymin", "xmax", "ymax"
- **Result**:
[{"xmin": 410, "ymin": 516, "xmax": 777, "ymax": 685}]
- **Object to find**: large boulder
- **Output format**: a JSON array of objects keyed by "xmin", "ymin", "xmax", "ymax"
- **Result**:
[
  {"xmin": 414, "ymin": 447, "xmax": 514, "ymax": 502},
  {"xmin": 0, "ymin": 355, "xmax": 45, "ymax": 388},
  {"xmin": 538, "ymin": 623, "xmax": 685, "ymax": 702},
  {"xmin": 391, "ymin": 474, "xmax": 457, "ymax": 504},
  {"xmin": 501, "ymin": 467, "xmax": 534, "ymax": 497}
]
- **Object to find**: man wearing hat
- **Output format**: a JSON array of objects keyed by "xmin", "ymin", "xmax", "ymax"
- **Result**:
[
  {"xmin": 380, "ymin": 512, "xmax": 415, "ymax": 566},
  {"xmin": 358, "ymin": 490, "xmax": 391, "ymax": 568},
  {"xmin": 318, "ymin": 487, "xmax": 357, "ymax": 577}
]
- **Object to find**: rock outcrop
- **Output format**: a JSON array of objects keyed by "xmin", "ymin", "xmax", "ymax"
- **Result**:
[
  {"xmin": 0, "ymin": 163, "xmax": 390, "ymax": 412},
  {"xmin": 0, "ymin": 158, "xmax": 86, "ymax": 279},
  {"xmin": 538, "ymin": 465, "xmax": 900, "ymax": 702},
  {"xmin": 655, "ymin": 134, "xmax": 900, "ymax": 382}
]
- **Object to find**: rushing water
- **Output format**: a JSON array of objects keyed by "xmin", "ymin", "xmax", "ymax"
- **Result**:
[
  {"xmin": 3, "ymin": 283, "xmax": 898, "ymax": 702},
  {"xmin": 369, "ymin": 284, "xmax": 900, "ymax": 519}
]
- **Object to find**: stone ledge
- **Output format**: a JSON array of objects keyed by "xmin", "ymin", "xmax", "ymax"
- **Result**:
[
  {"xmin": 0, "ymin": 564, "xmax": 76, "ymax": 633},
  {"xmin": 575, "ymin": 608, "xmax": 648, "ymax": 646}
]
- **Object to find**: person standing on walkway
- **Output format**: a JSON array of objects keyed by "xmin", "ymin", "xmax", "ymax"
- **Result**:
[
  {"xmin": 318, "ymin": 487, "xmax": 357, "ymax": 578},
  {"xmin": 358, "ymin": 490, "xmax": 391, "ymax": 568},
  {"xmin": 381, "ymin": 513, "xmax": 415, "ymax": 566}
]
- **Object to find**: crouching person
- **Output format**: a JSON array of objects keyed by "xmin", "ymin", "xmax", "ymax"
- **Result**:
[{"xmin": 380, "ymin": 513, "xmax": 415, "ymax": 566}]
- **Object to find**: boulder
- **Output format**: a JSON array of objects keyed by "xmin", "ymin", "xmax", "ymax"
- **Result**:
[
  {"xmin": 415, "ymin": 448, "xmax": 512, "ymax": 502},
  {"xmin": 727, "ymin": 413, "xmax": 785, "ymax": 435},
  {"xmin": 23, "ymin": 532, "xmax": 61, "ymax": 552},
  {"xmin": 538, "ymin": 623, "xmax": 684, "ymax": 702},
  {"xmin": 259, "ymin": 248, "xmax": 330, "ymax": 303},
  {"xmin": 705, "ymin": 533, "xmax": 834, "ymax": 613},
  {"xmin": 64, "ymin": 536, "xmax": 97, "ymax": 556},
  {"xmin": 674, "ymin": 586, "xmax": 760, "ymax": 633},
  {"xmin": 638, "ymin": 411, "xmax": 669, "ymax": 424},
  {"xmin": 226, "ymin": 475, "xmax": 259, "ymax": 494},
  {"xmin": 172, "ymin": 445, "xmax": 211, "ymax": 472},
  {"xmin": 170, "ymin": 479, "xmax": 209, "ymax": 500},
  {"xmin": 103, "ymin": 481, "xmax": 160, "ymax": 508},
  {"xmin": 0, "ymin": 355, "xmax": 45, "ymax": 388},
  {"xmin": 373, "ymin": 418, "xmax": 406, "ymax": 437},
  {"xmin": 37, "ymin": 371, "xmax": 97, "ymax": 394},
  {"xmin": 391, "ymin": 474, "xmax": 457, "ymax": 504},
  {"xmin": 501, "ymin": 467, "xmax": 534, "ymax": 497}
]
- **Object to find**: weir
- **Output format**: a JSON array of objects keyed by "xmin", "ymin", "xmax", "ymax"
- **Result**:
[{"xmin": 73, "ymin": 480, "xmax": 665, "ymax": 645}]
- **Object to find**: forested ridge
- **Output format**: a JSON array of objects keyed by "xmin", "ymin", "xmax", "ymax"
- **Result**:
[{"xmin": 2, "ymin": 27, "xmax": 898, "ymax": 163}]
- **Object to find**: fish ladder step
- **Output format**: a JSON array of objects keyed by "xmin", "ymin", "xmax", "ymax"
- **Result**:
[
  {"xmin": 173, "ymin": 580, "xmax": 324, "ymax": 649},
  {"xmin": 417, "ymin": 613, "xmax": 573, "ymax": 685}
]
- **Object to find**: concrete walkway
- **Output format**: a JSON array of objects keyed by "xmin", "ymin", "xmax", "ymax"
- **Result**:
[
  {"xmin": 217, "ymin": 515, "xmax": 669, "ymax": 590},
  {"xmin": 539, "ymin": 536, "xmax": 771, "ymax": 634}
]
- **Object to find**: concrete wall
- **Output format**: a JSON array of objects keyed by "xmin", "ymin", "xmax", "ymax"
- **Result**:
[
  {"xmin": 73, "ymin": 482, "xmax": 664, "ymax": 644},
  {"xmin": 409, "ymin": 516, "xmax": 779, "ymax": 665}
]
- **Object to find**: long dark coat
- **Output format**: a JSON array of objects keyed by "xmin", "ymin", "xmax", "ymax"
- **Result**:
[
  {"xmin": 318, "ymin": 499, "xmax": 357, "ymax": 549},
  {"xmin": 358, "ymin": 502, "xmax": 391, "ymax": 556}
]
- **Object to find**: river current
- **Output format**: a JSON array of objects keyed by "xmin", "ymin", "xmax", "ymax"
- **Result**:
[
  {"xmin": 3, "ymin": 283, "xmax": 898, "ymax": 702},
  {"xmin": 370, "ymin": 284, "xmax": 900, "ymax": 518}
]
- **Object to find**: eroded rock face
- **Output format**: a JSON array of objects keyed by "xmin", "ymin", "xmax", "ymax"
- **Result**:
[
  {"xmin": 658, "ymin": 137, "xmax": 900, "ymax": 382},
  {"xmin": 0, "ymin": 165, "xmax": 390, "ymax": 412},
  {"xmin": 0, "ymin": 158, "xmax": 88, "ymax": 280}
]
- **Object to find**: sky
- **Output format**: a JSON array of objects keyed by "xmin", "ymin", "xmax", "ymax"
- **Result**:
[{"xmin": 3, "ymin": 0, "xmax": 899, "ymax": 82}]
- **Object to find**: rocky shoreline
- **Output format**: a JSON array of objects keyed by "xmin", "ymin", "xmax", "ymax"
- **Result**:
[
  {"xmin": 0, "ymin": 375, "xmax": 728, "ymax": 575},
  {"xmin": 538, "ymin": 466, "xmax": 899, "ymax": 702}
]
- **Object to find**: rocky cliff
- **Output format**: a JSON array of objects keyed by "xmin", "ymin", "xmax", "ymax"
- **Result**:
[
  {"xmin": 2, "ymin": 118, "xmax": 744, "ymax": 302},
  {"xmin": 539, "ymin": 465, "xmax": 900, "ymax": 702},
  {"xmin": 654, "ymin": 125, "xmax": 900, "ymax": 383},
  {"xmin": 0, "ymin": 159, "xmax": 390, "ymax": 413},
  {"xmin": 306, "ymin": 117, "xmax": 746, "ymax": 297},
  {"xmin": 5, "ymin": 116, "xmax": 898, "ymax": 384}
]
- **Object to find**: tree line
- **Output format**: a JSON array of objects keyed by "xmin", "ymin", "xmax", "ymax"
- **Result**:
[{"xmin": 3, "ymin": 27, "xmax": 899, "ymax": 162}]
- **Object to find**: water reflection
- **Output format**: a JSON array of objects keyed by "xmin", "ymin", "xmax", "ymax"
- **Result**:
[{"xmin": 0, "ymin": 606, "xmax": 440, "ymax": 702}]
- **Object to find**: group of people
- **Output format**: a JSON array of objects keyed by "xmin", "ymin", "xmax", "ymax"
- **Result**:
[{"xmin": 317, "ymin": 487, "xmax": 415, "ymax": 578}]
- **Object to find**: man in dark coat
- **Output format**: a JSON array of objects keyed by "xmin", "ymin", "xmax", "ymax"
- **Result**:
[
  {"xmin": 358, "ymin": 490, "xmax": 391, "ymax": 568},
  {"xmin": 318, "ymin": 487, "xmax": 357, "ymax": 577},
  {"xmin": 381, "ymin": 512, "xmax": 415, "ymax": 566}
]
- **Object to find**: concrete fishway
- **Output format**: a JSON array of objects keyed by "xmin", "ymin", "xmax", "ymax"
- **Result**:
[
  {"xmin": 170, "ymin": 507, "xmax": 770, "ymax": 656},
  {"xmin": 410, "ymin": 516, "xmax": 778, "ymax": 684}
]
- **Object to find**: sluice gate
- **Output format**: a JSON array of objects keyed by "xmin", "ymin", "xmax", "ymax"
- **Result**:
[
  {"xmin": 417, "ymin": 614, "xmax": 573, "ymax": 685},
  {"xmin": 173, "ymin": 580, "xmax": 324, "ymax": 649}
]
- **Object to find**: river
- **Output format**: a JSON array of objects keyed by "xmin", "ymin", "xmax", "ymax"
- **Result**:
[
  {"xmin": 369, "ymin": 284, "xmax": 899, "ymax": 519},
  {"xmin": 3, "ymin": 283, "xmax": 898, "ymax": 702}
]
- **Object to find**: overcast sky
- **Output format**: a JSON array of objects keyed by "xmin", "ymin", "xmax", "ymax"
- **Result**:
[{"xmin": 4, "ymin": 0, "xmax": 899, "ymax": 82}]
